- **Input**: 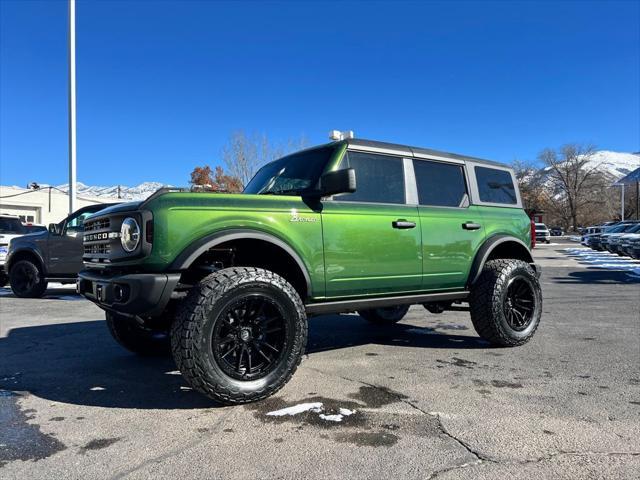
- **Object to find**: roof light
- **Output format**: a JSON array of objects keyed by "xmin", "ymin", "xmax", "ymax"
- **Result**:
[{"xmin": 329, "ymin": 130, "xmax": 355, "ymax": 141}]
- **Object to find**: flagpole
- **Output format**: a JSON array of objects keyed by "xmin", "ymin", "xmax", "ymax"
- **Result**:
[{"xmin": 68, "ymin": 0, "xmax": 77, "ymax": 213}]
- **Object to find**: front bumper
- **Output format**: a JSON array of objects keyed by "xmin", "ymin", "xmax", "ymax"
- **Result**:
[{"xmin": 77, "ymin": 269, "xmax": 180, "ymax": 317}]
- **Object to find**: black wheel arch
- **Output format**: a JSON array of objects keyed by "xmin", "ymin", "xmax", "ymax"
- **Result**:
[
  {"xmin": 169, "ymin": 229, "xmax": 313, "ymax": 300},
  {"xmin": 7, "ymin": 248, "xmax": 47, "ymax": 276},
  {"xmin": 467, "ymin": 235, "xmax": 535, "ymax": 287}
]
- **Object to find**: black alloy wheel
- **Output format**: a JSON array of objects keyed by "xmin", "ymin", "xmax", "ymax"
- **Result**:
[
  {"xmin": 212, "ymin": 294, "xmax": 287, "ymax": 381},
  {"xmin": 503, "ymin": 276, "xmax": 535, "ymax": 331},
  {"xmin": 9, "ymin": 259, "xmax": 48, "ymax": 298}
]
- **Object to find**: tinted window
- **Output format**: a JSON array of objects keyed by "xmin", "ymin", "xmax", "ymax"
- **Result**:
[
  {"xmin": 475, "ymin": 167, "xmax": 517, "ymax": 204},
  {"xmin": 337, "ymin": 151, "xmax": 405, "ymax": 204},
  {"xmin": 0, "ymin": 218, "xmax": 26, "ymax": 234},
  {"xmin": 413, "ymin": 160, "xmax": 467, "ymax": 207}
]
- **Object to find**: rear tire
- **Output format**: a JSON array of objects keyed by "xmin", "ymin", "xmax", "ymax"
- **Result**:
[
  {"xmin": 171, "ymin": 267, "xmax": 307, "ymax": 405},
  {"xmin": 359, "ymin": 305, "xmax": 410, "ymax": 325},
  {"xmin": 9, "ymin": 259, "xmax": 48, "ymax": 298},
  {"xmin": 469, "ymin": 259, "xmax": 542, "ymax": 347},
  {"xmin": 106, "ymin": 311, "xmax": 170, "ymax": 356}
]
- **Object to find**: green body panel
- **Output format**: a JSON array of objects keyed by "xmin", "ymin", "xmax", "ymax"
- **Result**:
[
  {"xmin": 321, "ymin": 201, "xmax": 422, "ymax": 298},
  {"xmin": 141, "ymin": 193, "xmax": 326, "ymax": 298},
  {"xmin": 419, "ymin": 205, "xmax": 487, "ymax": 290},
  {"xmin": 476, "ymin": 206, "xmax": 532, "ymax": 246}
]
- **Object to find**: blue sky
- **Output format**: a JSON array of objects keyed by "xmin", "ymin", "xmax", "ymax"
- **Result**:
[{"xmin": 1, "ymin": 0, "xmax": 639, "ymax": 187}]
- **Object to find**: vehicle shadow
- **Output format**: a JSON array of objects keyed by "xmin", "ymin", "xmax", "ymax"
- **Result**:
[
  {"xmin": 552, "ymin": 269, "xmax": 640, "ymax": 284},
  {"xmin": 0, "ymin": 313, "xmax": 486, "ymax": 410}
]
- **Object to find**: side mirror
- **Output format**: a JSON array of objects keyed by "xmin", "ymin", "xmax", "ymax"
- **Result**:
[
  {"xmin": 48, "ymin": 223, "xmax": 61, "ymax": 235},
  {"xmin": 319, "ymin": 168, "xmax": 356, "ymax": 197}
]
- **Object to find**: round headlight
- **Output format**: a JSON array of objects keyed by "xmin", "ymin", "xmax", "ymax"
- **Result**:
[{"xmin": 120, "ymin": 217, "xmax": 140, "ymax": 252}]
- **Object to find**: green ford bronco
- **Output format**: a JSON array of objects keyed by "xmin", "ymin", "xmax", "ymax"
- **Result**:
[{"xmin": 78, "ymin": 137, "xmax": 542, "ymax": 404}]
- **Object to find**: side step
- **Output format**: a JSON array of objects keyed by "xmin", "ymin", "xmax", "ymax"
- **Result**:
[{"xmin": 305, "ymin": 291, "xmax": 469, "ymax": 316}]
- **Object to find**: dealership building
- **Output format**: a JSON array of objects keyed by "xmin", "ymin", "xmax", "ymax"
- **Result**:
[{"xmin": 0, "ymin": 185, "xmax": 110, "ymax": 225}]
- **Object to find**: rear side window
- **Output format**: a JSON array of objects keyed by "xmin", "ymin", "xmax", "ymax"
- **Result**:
[
  {"xmin": 337, "ymin": 151, "xmax": 405, "ymax": 204},
  {"xmin": 475, "ymin": 167, "xmax": 517, "ymax": 204},
  {"xmin": 413, "ymin": 160, "xmax": 468, "ymax": 207}
]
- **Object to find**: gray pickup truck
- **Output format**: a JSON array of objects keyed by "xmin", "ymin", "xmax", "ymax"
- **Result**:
[{"xmin": 6, "ymin": 203, "xmax": 117, "ymax": 297}]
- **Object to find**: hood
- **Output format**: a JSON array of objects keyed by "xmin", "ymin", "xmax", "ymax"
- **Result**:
[{"xmin": 88, "ymin": 201, "xmax": 143, "ymax": 218}]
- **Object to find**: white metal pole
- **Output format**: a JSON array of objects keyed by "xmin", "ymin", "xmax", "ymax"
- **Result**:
[
  {"xmin": 621, "ymin": 184, "xmax": 625, "ymax": 221},
  {"xmin": 68, "ymin": 0, "xmax": 77, "ymax": 213}
]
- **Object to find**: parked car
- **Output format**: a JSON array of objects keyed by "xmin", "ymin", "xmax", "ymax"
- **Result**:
[
  {"xmin": 605, "ymin": 223, "xmax": 640, "ymax": 254},
  {"xmin": 534, "ymin": 223, "xmax": 551, "ymax": 244},
  {"xmin": 6, "ymin": 203, "xmax": 118, "ymax": 297},
  {"xmin": 593, "ymin": 221, "xmax": 639, "ymax": 251},
  {"xmin": 549, "ymin": 227, "xmax": 563, "ymax": 236},
  {"xmin": 619, "ymin": 233, "xmax": 640, "ymax": 258},
  {"xmin": 77, "ymin": 136, "xmax": 542, "ymax": 405},
  {"xmin": 628, "ymin": 237, "xmax": 640, "ymax": 260},
  {"xmin": 0, "ymin": 214, "xmax": 42, "ymax": 287},
  {"xmin": 581, "ymin": 226, "xmax": 604, "ymax": 246}
]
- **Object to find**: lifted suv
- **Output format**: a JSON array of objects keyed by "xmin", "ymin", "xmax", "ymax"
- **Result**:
[{"xmin": 78, "ymin": 138, "xmax": 542, "ymax": 405}]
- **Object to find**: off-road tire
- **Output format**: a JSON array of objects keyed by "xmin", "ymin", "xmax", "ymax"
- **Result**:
[
  {"xmin": 106, "ymin": 311, "xmax": 170, "ymax": 356},
  {"xmin": 9, "ymin": 259, "xmax": 48, "ymax": 298},
  {"xmin": 359, "ymin": 305, "xmax": 410, "ymax": 325},
  {"xmin": 469, "ymin": 259, "xmax": 542, "ymax": 347},
  {"xmin": 171, "ymin": 267, "xmax": 307, "ymax": 405}
]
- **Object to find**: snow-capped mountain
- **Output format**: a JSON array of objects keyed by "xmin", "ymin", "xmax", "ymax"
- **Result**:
[
  {"xmin": 573, "ymin": 150, "xmax": 639, "ymax": 179},
  {"xmin": 56, "ymin": 181, "xmax": 173, "ymax": 201},
  {"xmin": 532, "ymin": 150, "xmax": 639, "ymax": 184}
]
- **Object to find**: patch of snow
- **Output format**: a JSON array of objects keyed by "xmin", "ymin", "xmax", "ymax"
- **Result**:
[
  {"xmin": 165, "ymin": 370, "xmax": 181, "ymax": 375},
  {"xmin": 180, "ymin": 386, "xmax": 192, "ymax": 391},
  {"xmin": 90, "ymin": 386, "xmax": 106, "ymax": 391},
  {"xmin": 339, "ymin": 408, "xmax": 356, "ymax": 416},
  {"xmin": 266, "ymin": 402, "xmax": 323, "ymax": 417},
  {"xmin": 562, "ymin": 248, "xmax": 640, "ymax": 279},
  {"xmin": 319, "ymin": 414, "xmax": 344, "ymax": 422}
]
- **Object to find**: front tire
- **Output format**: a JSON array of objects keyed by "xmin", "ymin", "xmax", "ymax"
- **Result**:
[
  {"xmin": 171, "ymin": 267, "xmax": 307, "ymax": 405},
  {"xmin": 106, "ymin": 312, "xmax": 170, "ymax": 356},
  {"xmin": 359, "ymin": 305, "xmax": 410, "ymax": 325},
  {"xmin": 469, "ymin": 259, "xmax": 542, "ymax": 347},
  {"xmin": 9, "ymin": 259, "xmax": 48, "ymax": 298}
]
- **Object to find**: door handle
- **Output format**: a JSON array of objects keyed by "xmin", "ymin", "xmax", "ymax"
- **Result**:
[
  {"xmin": 462, "ymin": 222, "xmax": 482, "ymax": 230},
  {"xmin": 392, "ymin": 219, "xmax": 416, "ymax": 229}
]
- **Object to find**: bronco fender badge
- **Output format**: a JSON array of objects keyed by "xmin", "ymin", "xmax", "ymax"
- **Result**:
[{"xmin": 290, "ymin": 210, "xmax": 317, "ymax": 223}]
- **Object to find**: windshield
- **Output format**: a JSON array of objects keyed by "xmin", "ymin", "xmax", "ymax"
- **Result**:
[
  {"xmin": 605, "ymin": 224, "xmax": 629, "ymax": 233},
  {"xmin": 243, "ymin": 146, "xmax": 335, "ymax": 195}
]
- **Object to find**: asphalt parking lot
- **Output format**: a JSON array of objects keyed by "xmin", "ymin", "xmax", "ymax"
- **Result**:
[{"xmin": 1, "ymin": 239, "xmax": 639, "ymax": 479}]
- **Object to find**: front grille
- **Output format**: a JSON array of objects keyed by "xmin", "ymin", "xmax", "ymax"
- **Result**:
[
  {"xmin": 84, "ymin": 243, "xmax": 111, "ymax": 255},
  {"xmin": 84, "ymin": 218, "xmax": 110, "ymax": 232}
]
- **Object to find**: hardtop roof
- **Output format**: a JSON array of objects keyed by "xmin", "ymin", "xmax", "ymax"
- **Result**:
[{"xmin": 343, "ymin": 138, "xmax": 510, "ymax": 168}]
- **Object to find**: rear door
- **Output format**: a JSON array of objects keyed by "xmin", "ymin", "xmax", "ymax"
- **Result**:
[
  {"xmin": 412, "ymin": 158, "xmax": 486, "ymax": 290},
  {"xmin": 321, "ymin": 150, "xmax": 422, "ymax": 298}
]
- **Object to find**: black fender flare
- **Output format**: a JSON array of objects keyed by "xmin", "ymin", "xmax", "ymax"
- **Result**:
[
  {"xmin": 6, "ymin": 246, "xmax": 47, "ymax": 276},
  {"xmin": 169, "ymin": 229, "xmax": 312, "ymax": 295},
  {"xmin": 467, "ymin": 235, "xmax": 535, "ymax": 287}
]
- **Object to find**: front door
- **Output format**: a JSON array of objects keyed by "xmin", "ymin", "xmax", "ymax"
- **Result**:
[
  {"xmin": 47, "ymin": 210, "xmax": 94, "ymax": 276},
  {"xmin": 321, "ymin": 151, "xmax": 422, "ymax": 298}
]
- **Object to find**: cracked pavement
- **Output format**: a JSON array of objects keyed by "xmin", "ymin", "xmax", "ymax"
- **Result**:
[{"xmin": 1, "ymin": 240, "xmax": 639, "ymax": 479}]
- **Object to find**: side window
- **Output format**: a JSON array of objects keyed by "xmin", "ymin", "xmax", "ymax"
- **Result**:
[
  {"xmin": 66, "ymin": 211, "xmax": 93, "ymax": 233},
  {"xmin": 413, "ymin": 160, "xmax": 468, "ymax": 207},
  {"xmin": 475, "ymin": 166, "xmax": 517, "ymax": 204},
  {"xmin": 336, "ymin": 151, "xmax": 405, "ymax": 204}
]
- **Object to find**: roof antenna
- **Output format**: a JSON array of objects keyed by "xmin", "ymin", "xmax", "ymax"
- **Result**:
[{"xmin": 329, "ymin": 130, "xmax": 355, "ymax": 141}]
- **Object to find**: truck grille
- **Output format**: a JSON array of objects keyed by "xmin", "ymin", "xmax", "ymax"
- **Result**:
[
  {"xmin": 84, "ymin": 218, "xmax": 110, "ymax": 232},
  {"xmin": 84, "ymin": 243, "xmax": 111, "ymax": 255}
]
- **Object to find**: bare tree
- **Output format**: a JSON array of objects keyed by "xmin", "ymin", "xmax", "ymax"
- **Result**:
[
  {"xmin": 221, "ymin": 131, "xmax": 308, "ymax": 187},
  {"xmin": 538, "ymin": 144, "xmax": 607, "ymax": 230}
]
